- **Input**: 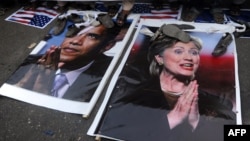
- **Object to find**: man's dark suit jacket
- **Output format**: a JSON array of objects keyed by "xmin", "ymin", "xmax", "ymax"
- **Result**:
[{"xmin": 7, "ymin": 54, "xmax": 112, "ymax": 102}]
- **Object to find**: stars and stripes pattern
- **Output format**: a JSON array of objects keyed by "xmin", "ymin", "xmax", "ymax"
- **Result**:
[
  {"xmin": 5, "ymin": 7, "xmax": 58, "ymax": 29},
  {"xmin": 131, "ymin": 3, "xmax": 181, "ymax": 20}
]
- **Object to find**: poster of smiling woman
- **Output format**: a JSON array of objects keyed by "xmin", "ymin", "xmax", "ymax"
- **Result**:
[{"xmin": 87, "ymin": 19, "xmax": 242, "ymax": 141}]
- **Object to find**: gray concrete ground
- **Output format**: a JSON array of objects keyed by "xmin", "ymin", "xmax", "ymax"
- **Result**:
[{"xmin": 0, "ymin": 1, "xmax": 250, "ymax": 141}]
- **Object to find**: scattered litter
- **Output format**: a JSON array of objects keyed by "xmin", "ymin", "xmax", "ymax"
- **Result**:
[
  {"xmin": 44, "ymin": 130, "xmax": 54, "ymax": 136},
  {"xmin": 27, "ymin": 42, "xmax": 37, "ymax": 49}
]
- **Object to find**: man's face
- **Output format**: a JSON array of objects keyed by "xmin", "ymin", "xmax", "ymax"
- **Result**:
[{"xmin": 59, "ymin": 25, "xmax": 108, "ymax": 65}]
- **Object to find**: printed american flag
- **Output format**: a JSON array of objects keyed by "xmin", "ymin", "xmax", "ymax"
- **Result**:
[
  {"xmin": 131, "ymin": 3, "xmax": 182, "ymax": 20},
  {"xmin": 5, "ymin": 7, "xmax": 59, "ymax": 29}
]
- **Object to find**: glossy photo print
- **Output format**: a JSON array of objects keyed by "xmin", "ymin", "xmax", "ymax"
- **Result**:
[
  {"xmin": 88, "ymin": 20, "xmax": 242, "ymax": 141},
  {"xmin": 0, "ymin": 11, "xmax": 139, "ymax": 117}
]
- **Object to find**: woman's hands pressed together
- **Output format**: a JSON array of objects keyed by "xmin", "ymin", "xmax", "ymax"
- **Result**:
[{"xmin": 167, "ymin": 80, "xmax": 200, "ymax": 130}]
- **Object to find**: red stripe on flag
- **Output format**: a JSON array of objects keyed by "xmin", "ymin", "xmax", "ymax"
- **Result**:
[
  {"xmin": 151, "ymin": 11, "xmax": 179, "ymax": 14},
  {"xmin": 140, "ymin": 15, "xmax": 177, "ymax": 19},
  {"xmin": 36, "ymin": 9, "xmax": 58, "ymax": 16},
  {"xmin": 9, "ymin": 18, "xmax": 30, "ymax": 24}
]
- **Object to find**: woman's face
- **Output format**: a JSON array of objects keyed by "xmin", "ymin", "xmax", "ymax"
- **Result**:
[{"xmin": 158, "ymin": 41, "xmax": 200, "ymax": 77}]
